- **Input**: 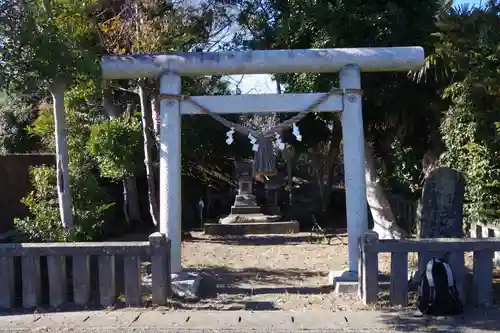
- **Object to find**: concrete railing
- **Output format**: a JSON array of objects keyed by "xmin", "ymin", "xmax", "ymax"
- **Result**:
[
  {"xmin": 471, "ymin": 222, "xmax": 500, "ymax": 267},
  {"xmin": 0, "ymin": 232, "xmax": 171, "ymax": 310},
  {"xmin": 359, "ymin": 231, "xmax": 496, "ymax": 308}
]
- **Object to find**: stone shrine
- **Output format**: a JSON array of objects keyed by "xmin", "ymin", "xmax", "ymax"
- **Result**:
[
  {"xmin": 219, "ymin": 160, "xmax": 281, "ymax": 224},
  {"xmin": 262, "ymin": 174, "xmax": 282, "ymax": 216}
]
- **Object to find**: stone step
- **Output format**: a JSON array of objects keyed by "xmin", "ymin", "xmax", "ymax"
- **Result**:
[{"xmin": 230, "ymin": 206, "xmax": 262, "ymax": 214}]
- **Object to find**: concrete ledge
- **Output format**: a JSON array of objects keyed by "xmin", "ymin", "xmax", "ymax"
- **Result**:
[{"xmin": 204, "ymin": 221, "xmax": 300, "ymax": 236}]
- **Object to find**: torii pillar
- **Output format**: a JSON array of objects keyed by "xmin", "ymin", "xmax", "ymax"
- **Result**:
[{"xmin": 101, "ymin": 47, "xmax": 424, "ymax": 283}]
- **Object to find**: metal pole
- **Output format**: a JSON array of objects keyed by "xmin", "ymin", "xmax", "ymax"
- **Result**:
[{"xmin": 198, "ymin": 198, "xmax": 204, "ymax": 230}]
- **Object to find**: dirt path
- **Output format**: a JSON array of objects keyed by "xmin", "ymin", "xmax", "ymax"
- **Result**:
[{"xmin": 177, "ymin": 231, "xmax": 376, "ymax": 311}]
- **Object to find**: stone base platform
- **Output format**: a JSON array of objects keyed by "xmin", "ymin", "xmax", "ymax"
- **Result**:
[
  {"xmin": 219, "ymin": 213, "xmax": 281, "ymax": 225},
  {"xmin": 141, "ymin": 270, "xmax": 217, "ymax": 300},
  {"xmin": 328, "ymin": 270, "xmax": 390, "ymax": 295},
  {"xmin": 204, "ymin": 220, "xmax": 300, "ymax": 236}
]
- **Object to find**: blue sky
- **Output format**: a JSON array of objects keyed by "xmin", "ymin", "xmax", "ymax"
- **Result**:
[
  {"xmin": 454, "ymin": 0, "xmax": 483, "ymax": 5},
  {"xmin": 230, "ymin": 0, "xmax": 484, "ymax": 95}
]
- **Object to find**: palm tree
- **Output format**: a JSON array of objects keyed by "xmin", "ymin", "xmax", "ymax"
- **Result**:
[{"xmin": 409, "ymin": 0, "xmax": 495, "ymax": 85}]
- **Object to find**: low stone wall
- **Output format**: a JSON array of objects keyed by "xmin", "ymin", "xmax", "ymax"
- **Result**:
[
  {"xmin": 0, "ymin": 233, "xmax": 171, "ymax": 310},
  {"xmin": 359, "ymin": 231, "xmax": 498, "ymax": 307},
  {"xmin": 471, "ymin": 221, "xmax": 500, "ymax": 268}
]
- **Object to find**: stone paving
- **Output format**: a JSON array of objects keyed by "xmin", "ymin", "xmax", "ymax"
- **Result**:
[{"xmin": 1, "ymin": 308, "xmax": 500, "ymax": 333}]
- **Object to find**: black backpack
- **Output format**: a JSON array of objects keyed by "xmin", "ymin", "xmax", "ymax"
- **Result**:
[{"xmin": 417, "ymin": 258, "xmax": 463, "ymax": 316}]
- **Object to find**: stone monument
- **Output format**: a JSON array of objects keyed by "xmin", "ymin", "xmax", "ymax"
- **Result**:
[
  {"xmin": 219, "ymin": 159, "xmax": 282, "ymax": 224},
  {"xmin": 417, "ymin": 167, "xmax": 465, "ymax": 239},
  {"xmin": 410, "ymin": 167, "xmax": 466, "ymax": 302}
]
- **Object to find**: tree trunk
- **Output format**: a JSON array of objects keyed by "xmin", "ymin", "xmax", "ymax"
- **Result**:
[
  {"xmin": 124, "ymin": 175, "xmax": 141, "ymax": 223},
  {"xmin": 122, "ymin": 180, "xmax": 130, "ymax": 225},
  {"xmin": 151, "ymin": 96, "xmax": 159, "ymax": 136},
  {"xmin": 49, "ymin": 83, "xmax": 73, "ymax": 229},
  {"xmin": 364, "ymin": 142, "xmax": 407, "ymax": 239},
  {"xmin": 138, "ymin": 80, "xmax": 159, "ymax": 226},
  {"xmin": 275, "ymin": 75, "xmax": 282, "ymax": 94}
]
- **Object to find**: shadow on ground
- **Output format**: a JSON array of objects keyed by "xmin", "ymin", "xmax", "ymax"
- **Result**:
[
  {"xmin": 0, "ymin": 266, "xmax": 331, "ymax": 315},
  {"xmin": 192, "ymin": 265, "xmax": 326, "ymax": 286},
  {"xmin": 377, "ymin": 306, "xmax": 500, "ymax": 332},
  {"xmin": 177, "ymin": 265, "xmax": 333, "ymax": 311}
]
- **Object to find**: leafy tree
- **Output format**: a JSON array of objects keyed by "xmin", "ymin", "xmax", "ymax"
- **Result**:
[
  {"xmin": 412, "ymin": 1, "xmax": 500, "ymax": 228},
  {"xmin": 16, "ymin": 106, "xmax": 114, "ymax": 242},
  {"xmin": 0, "ymin": 98, "xmax": 39, "ymax": 154},
  {"xmin": 0, "ymin": 0, "xmax": 103, "ymax": 229},
  {"xmin": 88, "ymin": 117, "xmax": 143, "ymax": 179},
  {"xmin": 91, "ymin": 0, "xmax": 240, "ymax": 226}
]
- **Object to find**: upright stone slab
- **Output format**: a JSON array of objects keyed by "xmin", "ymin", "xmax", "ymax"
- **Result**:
[
  {"xmin": 415, "ymin": 167, "xmax": 466, "ymax": 302},
  {"xmin": 417, "ymin": 167, "xmax": 465, "ymax": 239}
]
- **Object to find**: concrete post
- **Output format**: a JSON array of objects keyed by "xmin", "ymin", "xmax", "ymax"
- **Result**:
[
  {"xmin": 149, "ymin": 232, "xmax": 172, "ymax": 304},
  {"xmin": 73, "ymin": 254, "xmax": 91, "ymax": 306},
  {"xmin": 0, "ymin": 256, "xmax": 15, "ymax": 308},
  {"xmin": 98, "ymin": 255, "xmax": 116, "ymax": 308},
  {"xmin": 340, "ymin": 64, "xmax": 369, "ymax": 274},
  {"xmin": 159, "ymin": 71, "xmax": 182, "ymax": 274},
  {"xmin": 47, "ymin": 255, "xmax": 67, "ymax": 308},
  {"xmin": 21, "ymin": 255, "xmax": 41, "ymax": 308}
]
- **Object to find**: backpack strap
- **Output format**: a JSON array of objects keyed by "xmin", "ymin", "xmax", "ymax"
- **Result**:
[
  {"xmin": 425, "ymin": 259, "xmax": 437, "ymax": 301},
  {"xmin": 425, "ymin": 259, "xmax": 436, "ymax": 288},
  {"xmin": 440, "ymin": 261, "xmax": 455, "ymax": 288}
]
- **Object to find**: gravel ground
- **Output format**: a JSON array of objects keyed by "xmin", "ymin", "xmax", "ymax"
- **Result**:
[{"xmin": 174, "ymin": 231, "xmax": 384, "ymax": 311}]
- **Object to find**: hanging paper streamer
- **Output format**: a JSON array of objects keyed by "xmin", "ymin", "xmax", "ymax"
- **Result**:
[
  {"xmin": 292, "ymin": 123, "xmax": 302, "ymax": 141},
  {"xmin": 226, "ymin": 127, "xmax": 235, "ymax": 145},
  {"xmin": 274, "ymin": 133, "xmax": 285, "ymax": 150},
  {"xmin": 248, "ymin": 133, "xmax": 259, "ymax": 152}
]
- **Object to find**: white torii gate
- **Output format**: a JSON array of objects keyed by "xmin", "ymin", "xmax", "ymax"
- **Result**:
[{"xmin": 101, "ymin": 47, "xmax": 424, "ymax": 278}]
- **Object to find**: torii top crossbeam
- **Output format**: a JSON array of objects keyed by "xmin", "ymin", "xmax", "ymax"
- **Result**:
[{"xmin": 100, "ymin": 47, "xmax": 424, "ymax": 79}]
